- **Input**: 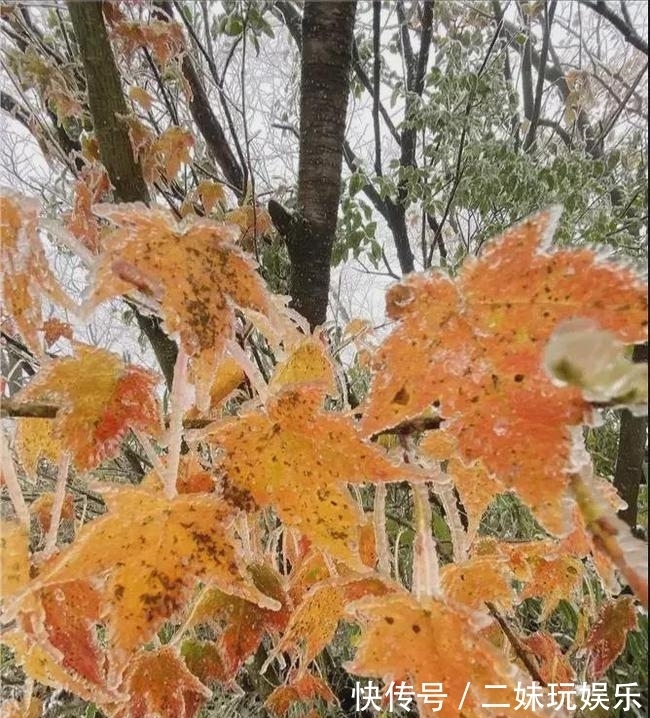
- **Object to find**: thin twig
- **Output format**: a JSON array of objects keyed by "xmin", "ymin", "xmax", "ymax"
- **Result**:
[{"xmin": 485, "ymin": 601, "xmax": 547, "ymax": 685}]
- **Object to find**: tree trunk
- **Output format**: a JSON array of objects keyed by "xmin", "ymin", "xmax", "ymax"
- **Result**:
[
  {"xmin": 67, "ymin": 1, "xmax": 178, "ymax": 387},
  {"xmin": 614, "ymin": 343, "xmax": 648, "ymax": 530},
  {"xmin": 288, "ymin": 1, "xmax": 357, "ymax": 329}
]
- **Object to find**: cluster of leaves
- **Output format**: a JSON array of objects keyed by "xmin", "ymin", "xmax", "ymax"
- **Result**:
[{"xmin": 1, "ymin": 189, "xmax": 647, "ymax": 718}]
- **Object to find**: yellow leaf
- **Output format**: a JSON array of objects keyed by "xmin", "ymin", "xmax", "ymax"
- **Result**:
[
  {"xmin": 15, "ymin": 345, "xmax": 161, "ymax": 471},
  {"xmin": 128, "ymin": 86, "xmax": 154, "ymax": 110},
  {"xmin": 208, "ymin": 384, "xmax": 413, "ymax": 567},
  {"xmin": 196, "ymin": 179, "xmax": 226, "ymax": 214},
  {"xmin": 31, "ymin": 486, "xmax": 279, "ymax": 673}
]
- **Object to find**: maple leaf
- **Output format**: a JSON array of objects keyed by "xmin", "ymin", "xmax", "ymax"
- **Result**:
[
  {"xmin": 522, "ymin": 632, "xmax": 575, "ymax": 684},
  {"xmin": 207, "ymin": 384, "xmax": 413, "ymax": 567},
  {"xmin": 25, "ymin": 487, "xmax": 279, "ymax": 675},
  {"xmin": 266, "ymin": 672, "xmax": 336, "ymax": 717},
  {"xmin": 180, "ymin": 639, "xmax": 228, "ymax": 686},
  {"xmin": 1, "ymin": 628, "xmax": 114, "ymax": 705},
  {"xmin": 440, "ymin": 555, "xmax": 513, "ymax": 610},
  {"xmin": 224, "ymin": 205, "xmax": 274, "ymax": 251},
  {"xmin": 150, "ymin": 126, "xmax": 194, "ymax": 183},
  {"xmin": 112, "ymin": 646, "xmax": 211, "ymax": 718},
  {"xmin": 269, "ymin": 336, "xmax": 338, "ymax": 395},
  {"xmin": 110, "ymin": 18, "xmax": 185, "ymax": 66},
  {"xmin": 196, "ymin": 179, "xmax": 226, "ymax": 214},
  {"xmin": 65, "ymin": 165, "xmax": 111, "ymax": 254},
  {"xmin": 0, "ymin": 522, "xmax": 30, "ymax": 602},
  {"xmin": 187, "ymin": 563, "xmax": 291, "ymax": 678},
  {"xmin": 584, "ymin": 596, "xmax": 638, "ymax": 678},
  {"xmin": 128, "ymin": 86, "xmax": 155, "ymax": 111},
  {"xmin": 14, "ymin": 345, "xmax": 161, "ymax": 471},
  {"xmin": 40, "ymin": 579, "xmax": 104, "ymax": 686},
  {"xmin": 362, "ymin": 209, "xmax": 647, "ymax": 532},
  {"xmin": 265, "ymin": 576, "xmax": 390, "ymax": 670},
  {"xmin": 0, "ymin": 192, "xmax": 71, "ymax": 353},
  {"xmin": 85, "ymin": 205, "xmax": 272, "ymax": 407},
  {"xmin": 41, "ymin": 318, "xmax": 74, "ymax": 348},
  {"xmin": 346, "ymin": 592, "xmax": 539, "ymax": 718}
]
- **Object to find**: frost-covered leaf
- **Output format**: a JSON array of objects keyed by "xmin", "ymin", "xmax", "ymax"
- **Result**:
[
  {"xmin": 15, "ymin": 345, "xmax": 161, "ymax": 471},
  {"xmin": 40, "ymin": 580, "xmax": 104, "ymax": 686},
  {"xmin": 584, "ymin": 596, "xmax": 638, "ymax": 678},
  {"xmin": 346, "ymin": 592, "xmax": 538, "ymax": 718},
  {"xmin": 362, "ymin": 209, "xmax": 647, "ymax": 532},
  {"xmin": 0, "ymin": 522, "xmax": 30, "ymax": 601},
  {"xmin": 266, "ymin": 672, "xmax": 336, "ymax": 717},
  {"xmin": 112, "ymin": 646, "xmax": 211, "ymax": 718},
  {"xmin": 86, "ymin": 205, "xmax": 271, "ymax": 407},
  {"xmin": 0, "ymin": 192, "xmax": 71, "ymax": 353},
  {"xmin": 522, "ymin": 632, "xmax": 575, "ymax": 684},
  {"xmin": 27, "ymin": 487, "xmax": 279, "ymax": 674},
  {"xmin": 187, "ymin": 563, "xmax": 291, "ymax": 678},
  {"xmin": 267, "ymin": 576, "xmax": 389, "ymax": 669},
  {"xmin": 207, "ymin": 384, "xmax": 413, "ymax": 566}
]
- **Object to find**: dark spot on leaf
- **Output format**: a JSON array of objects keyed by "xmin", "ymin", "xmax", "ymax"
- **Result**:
[
  {"xmin": 514, "ymin": 374, "xmax": 524, "ymax": 383},
  {"xmin": 392, "ymin": 387, "xmax": 409, "ymax": 405},
  {"xmin": 412, "ymin": 624, "xmax": 421, "ymax": 633}
]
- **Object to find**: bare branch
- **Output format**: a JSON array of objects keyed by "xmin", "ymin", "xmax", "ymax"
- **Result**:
[{"xmin": 578, "ymin": 0, "xmax": 648, "ymax": 56}]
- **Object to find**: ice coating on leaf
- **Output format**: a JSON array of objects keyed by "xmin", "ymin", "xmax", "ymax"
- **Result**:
[
  {"xmin": 112, "ymin": 646, "xmax": 211, "ymax": 718},
  {"xmin": 265, "ymin": 672, "xmax": 336, "ymax": 717},
  {"xmin": 14, "ymin": 345, "xmax": 161, "ymax": 471},
  {"xmin": 264, "ymin": 575, "xmax": 390, "ymax": 671},
  {"xmin": 362, "ymin": 208, "xmax": 648, "ymax": 533},
  {"xmin": 346, "ymin": 592, "xmax": 542, "ymax": 718},
  {"xmin": 584, "ymin": 596, "xmax": 638, "ymax": 678},
  {"xmin": 186, "ymin": 563, "xmax": 291, "ymax": 679},
  {"xmin": 206, "ymin": 384, "xmax": 415, "ymax": 568},
  {"xmin": 27, "ymin": 487, "xmax": 279, "ymax": 680},
  {"xmin": 269, "ymin": 336, "xmax": 338, "ymax": 394},
  {"xmin": 544, "ymin": 319, "xmax": 647, "ymax": 411},
  {"xmin": 86, "ymin": 205, "xmax": 273, "ymax": 409},
  {"xmin": 0, "ymin": 192, "xmax": 72, "ymax": 354}
]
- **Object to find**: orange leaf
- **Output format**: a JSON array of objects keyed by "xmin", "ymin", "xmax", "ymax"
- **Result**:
[
  {"xmin": 440, "ymin": 556, "xmax": 513, "ymax": 610},
  {"xmin": 14, "ymin": 418, "xmax": 62, "ymax": 477},
  {"xmin": 151, "ymin": 126, "xmax": 194, "ymax": 182},
  {"xmin": 40, "ymin": 579, "xmax": 104, "ymax": 686},
  {"xmin": 584, "ymin": 596, "xmax": 638, "ymax": 678},
  {"xmin": 15, "ymin": 345, "xmax": 161, "ymax": 471},
  {"xmin": 208, "ymin": 384, "xmax": 413, "ymax": 567},
  {"xmin": 196, "ymin": 179, "xmax": 226, "ymax": 214},
  {"xmin": 362, "ymin": 209, "xmax": 647, "ymax": 533},
  {"xmin": 42, "ymin": 318, "xmax": 73, "ymax": 348},
  {"xmin": 269, "ymin": 337, "xmax": 338, "ymax": 395},
  {"xmin": 224, "ymin": 205, "xmax": 274, "ymax": 250},
  {"xmin": 128, "ymin": 86, "xmax": 154, "ymax": 111},
  {"xmin": 521, "ymin": 632, "xmax": 575, "ymax": 684},
  {"xmin": 87, "ymin": 205, "xmax": 271, "ymax": 407},
  {"xmin": 0, "ymin": 522, "xmax": 30, "ymax": 601},
  {"xmin": 188, "ymin": 563, "xmax": 291, "ymax": 678},
  {"xmin": 270, "ymin": 576, "xmax": 389, "ymax": 669},
  {"xmin": 266, "ymin": 672, "xmax": 336, "ymax": 717},
  {"xmin": 1, "ymin": 628, "xmax": 114, "ymax": 705},
  {"xmin": 180, "ymin": 639, "xmax": 228, "ymax": 686},
  {"xmin": 347, "ymin": 592, "xmax": 539, "ymax": 718},
  {"xmin": 0, "ymin": 192, "xmax": 71, "ymax": 353},
  {"xmin": 113, "ymin": 646, "xmax": 210, "ymax": 718},
  {"xmin": 30, "ymin": 487, "xmax": 279, "ymax": 674}
]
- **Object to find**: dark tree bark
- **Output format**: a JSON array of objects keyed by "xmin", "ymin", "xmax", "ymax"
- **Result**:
[
  {"xmin": 613, "ymin": 343, "xmax": 648, "ymax": 530},
  {"xmin": 279, "ymin": 1, "xmax": 358, "ymax": 329},
  {"xmin": 67, "ymin": 1, "xmax": 177, "ymax": 387}
]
